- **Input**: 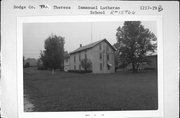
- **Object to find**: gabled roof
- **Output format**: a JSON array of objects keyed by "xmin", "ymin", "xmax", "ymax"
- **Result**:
[{"xmin": 69, "ymin": 39, "xmax": 115, "ymax": 54}]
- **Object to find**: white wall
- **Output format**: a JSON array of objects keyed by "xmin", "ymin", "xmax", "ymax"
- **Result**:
[
  {"xmin": 69, "ymin": 41, "xmax": 115, "ymax": 73},
  {"xmin": 91, "ymin": 41, "xmax": 115, "ymax": 73},
  {"xmin": 69, "ymin": 49, "xmax": 92, "ymax": 71}
]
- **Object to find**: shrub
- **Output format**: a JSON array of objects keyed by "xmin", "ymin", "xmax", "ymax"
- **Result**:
[{"xmin": 80, "ymin": 58, "xmax": 92, "ymax": 71}]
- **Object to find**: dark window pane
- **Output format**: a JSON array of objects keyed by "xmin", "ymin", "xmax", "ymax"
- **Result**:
[{"xmin": 100, "ymin": 53, "xmax": 102, "ymax": 59}]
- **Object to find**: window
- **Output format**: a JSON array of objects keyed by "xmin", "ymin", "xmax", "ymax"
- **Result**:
[
  {"xmin": 74, "ymin": 65, "xmax": 76, "ymax": 70},
  {"xmin": 100, "ymin": 63, "xmax": 102, "ymax": 71},
  {"xmin": 99, "ymin": 44, "xmax": 102, "ymax": 50},
  {"xmin": 79, "ymin": 54, "xmax": 81, "ymax": 61},
  {"xmin": 99, "ymin": 53, "xmax": 102, "ymax": 59},
  {"xmin": 85, "ymin": 53, "xmax": 87, "ymax": 59},
  {"xmin": 107, "ymin": 54, "xmax": 109, "ymax": 61},
  {"xmin": 107, "ymin": 65, "xmax": 110, "ymax": 70}
]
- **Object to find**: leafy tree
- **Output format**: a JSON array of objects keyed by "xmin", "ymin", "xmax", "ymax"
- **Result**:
[
  {"xmin": 113, "ymin": 47, "xmax": 120, "ymax": 71},
  {"xmin": 37, "ymin": 58, "xmax": 47, "ymax": 70},
  {"xmin": 40, "ymin": 34, "xmax": 65, "ymax": 74},
  {"xmin": 81, "ymin": 58, "xmax": 92, "ymax": 71},
  {"xmin": 116, "ymin": 21, "xmax": 157, "ymax": 72},
  {"xmin": 64, "ymin": 51, "xmax": 70, "ymax": 59},
  {"xmin": 23, "ymin": 56, "xmax": 30, "ymax": 68},
  {"xmin": 24, "ymin": 62, "xmax": 30, "ymax": 68}
]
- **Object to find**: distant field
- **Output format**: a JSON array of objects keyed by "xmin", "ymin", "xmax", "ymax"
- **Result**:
[{"xmin": 24, "ymin": 67, "xmax": 158, "ymax": 111}]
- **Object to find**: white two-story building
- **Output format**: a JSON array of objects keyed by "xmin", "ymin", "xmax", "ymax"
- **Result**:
[{"xmin": 64, "ymin": 39, "xmax": 116, "ymax": 73}]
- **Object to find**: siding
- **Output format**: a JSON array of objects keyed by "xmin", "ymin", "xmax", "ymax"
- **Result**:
[
  {"xmin": 69, "ymin": 40, "xmax": 115, "ymax": 73},
  {"xmin": 69, "ymin": 49, "xmax": 93, "ymax": 71},
  {"xmin": 64, "ymin": 58, "xmax": 70, "ymax": 72},
  {"xmin": 91, "ymin": 41, "xmax": 115, "ymax": 73}
]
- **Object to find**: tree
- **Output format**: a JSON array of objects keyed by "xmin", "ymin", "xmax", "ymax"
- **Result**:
[
  {"xmin": 37, "ymin": 58, "xmax": 47, "ymax": 70},
  {"xmin": 24, "ymin": 62, "xmax": 30, "ymax": 68},
  {"xmin": 116, "ymin": 21, "xmax": 157, "ymax": 72},
  {"xmin": 64, "ymin": 51, "xmax": 70, "ymax": 59},
  {"xmin": 40, "ymin": 34, "xmax": 65, "ymax": 74},
  {"xmin": 81, "ymin": 58, "xmax": 92, "ymax": 71}
]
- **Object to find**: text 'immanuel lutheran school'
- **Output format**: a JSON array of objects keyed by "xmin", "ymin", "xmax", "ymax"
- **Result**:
[{"xmin": 78, "ymin": 6, "xmax": 121, "ymax": 10}]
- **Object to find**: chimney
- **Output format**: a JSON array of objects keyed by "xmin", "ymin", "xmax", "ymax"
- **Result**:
[{"xmin": 80, "ymin": 44, "xmax": 82, "ymax": 47}]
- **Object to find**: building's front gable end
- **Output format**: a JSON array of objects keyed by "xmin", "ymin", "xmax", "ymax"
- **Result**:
[
  {"xmin": 91, "ymin": 40, "xmax": 115, "ymax": 73},
  {"xmin": 69, "ymin": 39, "xmax": 115, "ymax": 73}
]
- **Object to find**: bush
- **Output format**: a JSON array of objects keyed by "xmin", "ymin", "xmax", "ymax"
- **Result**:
[
  {"xmin": 81, "ymin": 58, "xmax": 92, "ymax": 71},
  {"xmin": 68, "ymin": 70, "xmax": 92, "ymax": 73}
]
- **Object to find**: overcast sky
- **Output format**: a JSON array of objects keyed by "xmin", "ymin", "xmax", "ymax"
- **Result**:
[{"xmin": 23, "ymin": 21, "xmax": 157, "ymax": 59}]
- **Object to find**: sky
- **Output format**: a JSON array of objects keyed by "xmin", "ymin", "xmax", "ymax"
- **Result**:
[{"xmin": 23, "ymin": 21, "xmax": 157, "ymax": 59}]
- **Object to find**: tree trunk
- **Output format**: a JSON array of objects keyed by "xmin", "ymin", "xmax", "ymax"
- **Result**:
[
  {"xmin": 136, "ymin": 63, "xmax": 140, "ymax": 72},
  {"xmin": 132, "ymin": 63, "xmax": 137, "ymax": 73}
]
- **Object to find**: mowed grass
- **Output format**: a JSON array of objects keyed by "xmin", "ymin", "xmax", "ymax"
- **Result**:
[{"xmin": 24, "ymin": 67, "xmax": 158, "ymax": 111}]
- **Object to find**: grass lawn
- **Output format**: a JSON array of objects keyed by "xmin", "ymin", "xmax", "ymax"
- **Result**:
[{"xmin": 24, "ymin": 67, "xmax": 158, "ymax": 111}]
